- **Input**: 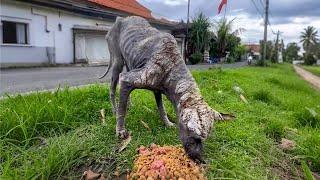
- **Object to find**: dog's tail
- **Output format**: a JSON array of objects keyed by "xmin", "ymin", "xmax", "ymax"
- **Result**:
[{"xmin": 98, "ymin": 55, "xmax": 113, "ymax": 79}]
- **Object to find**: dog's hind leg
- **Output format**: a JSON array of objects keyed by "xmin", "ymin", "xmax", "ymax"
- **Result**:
[{"xmin": 154, "ymin": 91, "xmax": 175, "ymax": 127}]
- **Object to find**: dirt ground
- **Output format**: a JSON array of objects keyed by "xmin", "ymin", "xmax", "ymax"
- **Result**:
[{"xmin": 294, "ymin": 65, "xmax": 320, "ymax": 90}]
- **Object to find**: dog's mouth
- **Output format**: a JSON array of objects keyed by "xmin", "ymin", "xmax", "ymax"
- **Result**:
[{"xmin": 182, "ymin": 136, "xmax": 205, "ymax": 164}]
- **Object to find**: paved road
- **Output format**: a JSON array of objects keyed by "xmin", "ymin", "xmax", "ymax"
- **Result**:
[
  {"xmin": 0, "ymin": 61, "xmax": 246, "ymax": 95},
  {"xmin": 294, "ymin": 65, "xmax": 320, "ymax": 90}
]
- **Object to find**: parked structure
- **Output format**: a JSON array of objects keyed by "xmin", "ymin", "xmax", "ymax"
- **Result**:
[{"xmin": 0, "ymin": 0, "xmax": 186, "ymax": 68}]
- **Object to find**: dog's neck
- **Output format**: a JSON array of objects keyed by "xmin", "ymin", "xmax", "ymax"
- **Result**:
[{"xmin": 165, "ymin": 67, "xmax": 205, "ymax": 115}]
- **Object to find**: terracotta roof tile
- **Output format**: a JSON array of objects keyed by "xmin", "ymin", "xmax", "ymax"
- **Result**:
[{"xmin": 88, "ymin": 0, "xmax": 153, "ymax": 19}]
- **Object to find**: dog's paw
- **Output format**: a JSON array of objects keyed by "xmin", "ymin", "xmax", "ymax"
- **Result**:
[
  {"xmin": 116, "ymin": 129, "xmax": 129, "ymax": 139},
  {"xmin": 165, "ymin": 121, "xmax": 176, "ymax": 128}
]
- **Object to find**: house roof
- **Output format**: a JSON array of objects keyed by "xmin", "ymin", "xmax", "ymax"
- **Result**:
[
  {"xmin": 245, "ymin": 44, "xmax": 260, "ymax": 53},
  {"xmin": 87, "ymin": 0, "xmax": 153, "ymax": 19}
]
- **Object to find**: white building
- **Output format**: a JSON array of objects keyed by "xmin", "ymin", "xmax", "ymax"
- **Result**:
[{"xmin": 0, "ymin": 0, "xmax": 186, "ymax": 68}]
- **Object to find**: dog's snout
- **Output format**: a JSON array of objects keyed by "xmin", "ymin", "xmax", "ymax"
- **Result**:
[{"xmin": 182, "ymin": 136, "xmax": 204, "ymax": 164}]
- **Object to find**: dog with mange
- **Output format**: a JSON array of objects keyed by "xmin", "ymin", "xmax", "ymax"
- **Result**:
[{"xmin": 100, "ymin": 16, "xmax": 223, "ymax": 163}]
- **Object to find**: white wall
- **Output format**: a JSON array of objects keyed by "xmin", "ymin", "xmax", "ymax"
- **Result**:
[
  {"xmin": 0, "ymin": 0, "xmax": 180, "ymax": 67},
  {"xmin": 0, "ymin": 0, "xmax": 113, "ymax": 65}
]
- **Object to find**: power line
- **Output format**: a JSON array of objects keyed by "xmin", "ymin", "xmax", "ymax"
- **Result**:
[
  {"xmin": 250, "ymin": 0, "xmax": 264, "ymax": 19},
  {"xmin": 258, "ymin": 0, "xmax": 264, "ymax": 10},
  {"xmin": 251, "ymin": 0, "xmax": 277, "ymax": 36}
]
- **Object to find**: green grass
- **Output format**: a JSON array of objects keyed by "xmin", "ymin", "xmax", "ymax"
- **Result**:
[
  {"xmin": 1, "ymin": 64, "xmax": 320, "ymax": 179},
  {"xmin": 302, "ymin": 65, "xmax": 320, "ymax": 77}
]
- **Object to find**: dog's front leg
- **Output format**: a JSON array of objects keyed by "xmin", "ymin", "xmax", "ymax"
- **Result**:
[
  {"xmin": 116, "ymin": 80, "xmax": 132, "ymax": 139},
  {"xmin": 154, "ymin": 91, "xmax": 175, "ymax": 127},
  {"xmin": 116, "ymin": 70, "xmax": 144, "ymax": 139}
]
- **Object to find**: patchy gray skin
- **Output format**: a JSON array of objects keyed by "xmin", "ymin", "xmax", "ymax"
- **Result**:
[{"xmin": 101, "ymin": 16, "xmax": 223, "ymax": 162}]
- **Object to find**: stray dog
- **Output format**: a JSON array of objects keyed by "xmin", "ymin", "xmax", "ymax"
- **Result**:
[{"xmin": 100, "ymin": 16, "xmax": 223, "ymax": 163}]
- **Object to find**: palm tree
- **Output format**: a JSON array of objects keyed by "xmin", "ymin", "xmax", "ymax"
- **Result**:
[
  {"xmin": 300, "ymin": 26, "xmax": 319, "ymax": 55},
  {"xmin": 211, "ymin": 18, "xmax": 244, "ymax": 58},
  {"xmin": 189, "ymin": 13, "xmax": 211, "ymax": 54}
]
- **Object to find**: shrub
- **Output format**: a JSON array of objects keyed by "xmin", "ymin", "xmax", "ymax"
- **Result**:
[
  {"xmin": 226, "ymin": 56, "xmax": 235, "ymax": 63},
  {"xmin": 189, "ymin": 52, "xmax": 203, "ymax": 65}
]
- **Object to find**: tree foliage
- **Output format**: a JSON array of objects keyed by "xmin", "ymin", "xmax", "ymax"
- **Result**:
[
  {"xmin": 300, "ymin": 26, "xmax": 319, "ymax": 55},
  {"xmin": 300, "ymin": 26, "xmax": 319, "ymax": 65},
  {"xmin": 283, "ymin": 42, "xmax": 300, "ymax": 62},
  {"xmin": 210, "ymin": 18, "xmax": 245, "ymax": 61},
  {"xmin": 189, "ymin": 13, "xmax": 211, "ymax": 54},
  {"xmin": 260, "ymin": 40, "xmax": 275, "ymax": 61}
]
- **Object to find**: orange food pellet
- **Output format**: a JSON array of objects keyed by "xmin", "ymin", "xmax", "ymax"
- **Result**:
[{"xmin": 128, "ymin": 144, "xmax": 206, "ymax": 180}]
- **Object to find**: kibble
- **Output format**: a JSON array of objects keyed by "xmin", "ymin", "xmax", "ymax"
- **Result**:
[{"xmin": 128, "ymin": 144, "xmax": 206, "ymax": 180}]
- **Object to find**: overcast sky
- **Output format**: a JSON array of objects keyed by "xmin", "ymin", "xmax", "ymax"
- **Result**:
[{"xmin": 137, "ymin": 0, "xmax": 320, "ymax": 46}]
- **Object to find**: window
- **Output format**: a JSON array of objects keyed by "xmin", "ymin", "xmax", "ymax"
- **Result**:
[{"xmin": 2, "ymin": 21, "xmax": 28, "ymax": 44}]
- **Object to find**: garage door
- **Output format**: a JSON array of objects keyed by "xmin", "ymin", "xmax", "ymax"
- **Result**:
[{"xmin": 75, "ymin": 32, "xmax": 110, "ymax": 65}]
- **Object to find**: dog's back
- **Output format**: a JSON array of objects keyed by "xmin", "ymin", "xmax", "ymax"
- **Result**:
[{"xmin": 119, "ymin": 16, "xmax": 177, "ymax": 70}]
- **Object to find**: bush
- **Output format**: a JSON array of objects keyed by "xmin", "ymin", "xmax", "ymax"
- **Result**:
[
  {"xmin": 304, "ymin": 54, "xmax": 316, "ymax": 65},
  {"xmin": 189, "ymin": 52, "xmax": 203, "ymax": 65},
  {"xmin": 226, "ymin": 56, "xmax": 235, "ymax": 63}
]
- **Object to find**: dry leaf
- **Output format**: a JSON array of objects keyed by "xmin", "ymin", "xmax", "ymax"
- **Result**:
[
  {"xmin": 114, "ymin": 171, "xmax": 120, "ymax": 177},
  {"xmin": 240, "ymin": 94, "xmax": 248, "ymax": 104},
  {"xmin": 279, "ymin": 138, "xmax": 296, "ymax": 151},
  {"xmin": 220, "ymin": 113, "xmax": 236, "ymax": 121},
  {"xmin": 141, "ymin": 120, "xmax": 151, "ymax": 131},
  {"xmin": 100, "ymin": 109, "xmax": 106, "ymax": 125},
  {"xmin": 83, "ymin": 169, "xmax": 106, "ymax": 180},
  {"xmin": 118, "ymin": 135, "xmax": 132, "ymax": 152},
  {"xmin": 313, "ymin": 172, "xmax": 320, "ymax": 180},
  {"xmin": 306, "ymin": 107, "xmax": 317, "ymax": 117}
]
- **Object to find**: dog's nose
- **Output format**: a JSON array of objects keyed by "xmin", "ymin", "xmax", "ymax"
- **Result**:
[
  {"xmin": 182, "ymin": 136, "xmax": 204, "ymax": 164},
  {"xmin": 185, "ymin": 145, "xmax": 204, "ymax": 164}
]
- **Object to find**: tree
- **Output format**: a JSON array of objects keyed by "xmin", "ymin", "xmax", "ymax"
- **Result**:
[
  {"xmin": 283, "ymin": 42, "xmax": 300, "ymax": 62},
  {"xmin": 260, "ymin": 40, "xmax": 275, "ymax": 61},
  {"xmin": 232, "ymin": 44, "xmax": 248, "ymax": 62},
  {"xmin": 300, "ymin": 26, "xmax": 319, "ymax": 55},
  {"xmin": 210, "ymin": 18, "xmax": 244, "ymax": 59},
  {"xmin": 189, "ymin": 13, "xmax": 211, "ymax": 55}
]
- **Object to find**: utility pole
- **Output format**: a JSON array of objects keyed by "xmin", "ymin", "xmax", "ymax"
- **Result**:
[
  {"xmin": 184, "ymin": 0, "xmax": 190, "ymax": 63},
  {"xmin": 275, "ymin": 30, "xmax": 283, "ymax": 62},
  {"xmin": 262, "ymin": 0, "xmax": 269, "ymax": 63}
]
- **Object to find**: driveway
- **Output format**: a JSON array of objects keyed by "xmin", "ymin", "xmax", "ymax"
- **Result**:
[{"xmin": 0, "ymin": 61, "xmax": 246, "ymax": 95}]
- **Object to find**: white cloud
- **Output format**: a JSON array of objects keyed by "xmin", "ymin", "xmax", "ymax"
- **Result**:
[
  {"xmin": 138, "ymin": 0, "xmax": 320, "ymax": 47},
  {"xmin": 142, "ymin": 0, "xmax": 187, "ymax": 6}
]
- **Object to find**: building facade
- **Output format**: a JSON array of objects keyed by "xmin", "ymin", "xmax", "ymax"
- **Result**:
[{"xmin": 0, "ymin": 0, "xmax": 185, "ymax": 67}]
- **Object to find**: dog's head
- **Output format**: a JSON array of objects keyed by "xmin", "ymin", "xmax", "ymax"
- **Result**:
[{"xmin": 179, "ymin": 104, "xmax": 221, "ymax": 163}]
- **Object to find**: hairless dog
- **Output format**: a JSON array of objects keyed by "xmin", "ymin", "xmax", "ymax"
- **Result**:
[{"xmin": 100, "ymin": 16, "xmax": 223, "ymax": 162}]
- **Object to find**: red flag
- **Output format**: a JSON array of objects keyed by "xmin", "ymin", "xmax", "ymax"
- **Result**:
[{"xmin": 218, "ymin": 0, "xmax": 227, "ymax": 14}]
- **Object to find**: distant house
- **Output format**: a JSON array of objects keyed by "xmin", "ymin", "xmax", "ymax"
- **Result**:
[
  {"xmin": 245, "ymin": 44, "xmax": 261, "ymax": 60},
  {"xmin": 0, "ymin": 0, "xmax": 186, "ymax": 68}
]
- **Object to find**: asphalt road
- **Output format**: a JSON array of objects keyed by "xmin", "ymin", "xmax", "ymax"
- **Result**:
[{"xmin": 0, "ymin": 61, "xmax": 246, "ymax": 95}]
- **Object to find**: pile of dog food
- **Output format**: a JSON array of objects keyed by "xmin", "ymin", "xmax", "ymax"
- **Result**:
[{"xmin": 128, "ymin": 144, "xmax": 205, "ymax": 180}]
